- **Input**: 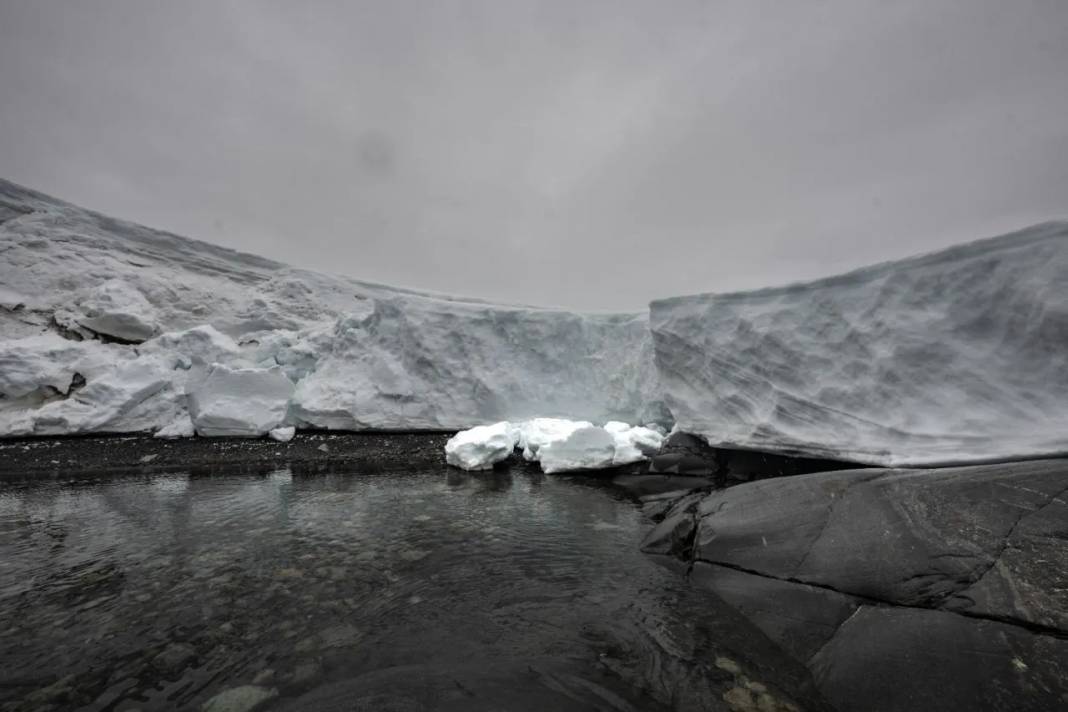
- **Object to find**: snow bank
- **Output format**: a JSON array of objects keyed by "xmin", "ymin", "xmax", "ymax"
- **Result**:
[
  {"xmin": 650, "ymin": 222, "xmax": 1068, "ymax": 466},
  {"xmin": 443, "ymin": 419, "xmax": 665, "ymax": 473},
  {"xmin": 0, "ymin": 179, "xmax": 662, "ymax": 438}
]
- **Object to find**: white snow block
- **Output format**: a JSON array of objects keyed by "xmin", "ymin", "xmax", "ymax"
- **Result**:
[
  {"xmin": 444, "ymin": 421, "xmax": 518, "ymax": 471},
  {"xmin": 188, "ymin": 365, "xmax": 294, "ymax": 437},
  {"xmin": 148, "ymin": 325, "xmax": 241, "ymax": 365},
  {"xmin": 156, "ymin": 414, "xmax": 195, "ymax": 439},
  {"xmin": 537, "ymin": 426, "xmax": 618, "ymax": 474},
  {"xmin": 269, "ymin": 426, "xmax": 296, "ymax": 443},
  {"xmin": 0, "ymin": 334, "xmax": 122, "ymax": 398},
  {"xmin": 515, "ymin": 417, "xmax": 594, "ymax": 461},
  {"xmin": 29, "ymin": 354, "xmax": 176, "ymax": 435},
  {"xmin": 650, "ymin": 222, "xmax": 1068, "ymax": 466},
  {"xmin": 69, "ymin": 279, "xmax": 160, "ymax": 342},
  {"xmin": 607, "ymin": 423, "xmax": 665, "ymax": 465}
]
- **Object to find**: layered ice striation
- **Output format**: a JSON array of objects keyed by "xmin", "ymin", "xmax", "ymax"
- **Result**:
[
  {"xmin": 650, "ymin": 222, "xmax": 1068, "ymax": 466},
  {"xmin": 0, "ymin": 179, "xmax": 661, "ymax": 438}
]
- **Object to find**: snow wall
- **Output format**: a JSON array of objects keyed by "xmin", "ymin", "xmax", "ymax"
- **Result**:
[
  {"xmin": 3, "ymin": 178, "xmax": 1066, "ymax": 467},
  {"xmin": 649, "ymin": 222, "xmax": 1068, "ymax": 466},
  {"xmin": 0, "ymin": 179, "xmax": 663, "ymax": 437}
]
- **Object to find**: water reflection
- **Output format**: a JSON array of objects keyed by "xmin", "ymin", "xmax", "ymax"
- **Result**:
[{"xmin": 0, "ymin": 467, "xmax": 818, "ymax": 711}]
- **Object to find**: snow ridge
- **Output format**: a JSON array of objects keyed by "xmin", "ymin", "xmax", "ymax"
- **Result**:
[{"xmin": 0, "ymin": 179, "xmax": 662, "ymax": 438}]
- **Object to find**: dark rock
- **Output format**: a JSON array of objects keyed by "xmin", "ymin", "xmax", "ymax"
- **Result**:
[
  {"xmin": 689, "ymin": 563, "xmax": 859, "ymax": 664},
  {"xmin": 656, "ymin": 458, "xmax": 1068, "ymax": 712},
  {"xmin": 810, "ymin": 606, "xmax": 1068, "ymax": 712},
  {"xmin": 695, "ymin": 460, "xmax": 1068, "ymax": 624},
  {"xmin": 714, "ymin": 448, "xmax": 863, "ymax": 481},
  {"xmin": 639, "ymin": 488, "xmax": 701, "ymax": 521},
  {"xmin": 610, "ymin": 473, "xmax": 713, "ymax": 497},
  {"xmin": 274, "ymin": 660, "xmax": 672, "ymax": 712},
  {"xmin": 661, "ymin": 432, "xmax": 718, "ymax": 458},
  {"xmin": 944, "ymin": 483, "xmax": 1068, "ymax": 632},
  {"xmin": 640, "ymin": 492, "xmax": 704, "ymax": 557},
  {"xmin": 151, "ymin": 642, "xmax": 196, "ymax": 678},
  {"xmin": 648, "ymin": 453, "xmax": 717, "ymax": 476}
]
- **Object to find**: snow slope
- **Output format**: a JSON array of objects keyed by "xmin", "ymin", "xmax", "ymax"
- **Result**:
[
  {"xmin": 0, "ymin": 179, "xmax": 663, "ymax": 437},
  {"xmin": 650, "ymin": 222, "xmax": 1068, "ymax": 466}
]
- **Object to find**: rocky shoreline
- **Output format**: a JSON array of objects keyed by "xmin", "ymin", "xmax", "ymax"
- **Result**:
[{"xmin": 643, "ymin": 457, "xmax": 1068, "ymax": 712}]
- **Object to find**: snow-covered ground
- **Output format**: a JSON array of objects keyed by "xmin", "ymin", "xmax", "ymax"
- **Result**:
[
  {"xmin": 444, "ymin": 418, "xmax": 665, "ymax": 472},
  {"xmin": 0, "ymin": 180, "xmax": 663, "ymax": 438},
  {"xmin": 651, "ymin": 222, "xmax": 1068, "ymax": 466}
]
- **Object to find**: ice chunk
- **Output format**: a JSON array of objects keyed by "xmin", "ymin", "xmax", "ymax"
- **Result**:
[
  {"xmin": 148, "ymin": 325, "xmax": 241, "ymax": 365},
  {"xmin": 30, "ymin": 354, "xmax": 176, "ymax": 435},
  {"xmin": 0, "ymin": 334, "xmax": 125, "ymax": 398},
  {"xmin": 606, "ymin": 423, "xmax": 665, "ymax": 465},
  {"xmin": 156, "ymin": 414, "xmax": 195, "ymax": 439},
  {"xmin": 187, "ymin": 365, "xmax": 294, "ymax": 437},
  {"xmin": 538, "ymin": 426, "xmax": 618, "ymax": 473},
  {"xmin": 444, "ymin": 421, "xmax": 518, "ymax": 471},
  {"xmin": 515, "ymin": 418, "xmax": 594, "ymax": 461},
  {"xmin": 68, "ymin": 279, "xmax": 160, "ymax": 342},
  {"xmin": 445, "ymin": 419, "xmax": 663, "ymax": 473},
  {"xmin": 269, "ymin": 426, "xmax": 296, "ymax": 443}
]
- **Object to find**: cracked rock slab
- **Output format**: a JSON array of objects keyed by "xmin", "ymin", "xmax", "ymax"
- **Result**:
[
  {"xmin": 667, "ymin": 459, "xmax": 1068, "ymax": 712},
  {"xmin": 809, "ymin": 606, "xmax": 1068, "ymax": 712},
  {"xmin": 695, "ymin": 460, "xmax": 1068, "ymax": 629}
]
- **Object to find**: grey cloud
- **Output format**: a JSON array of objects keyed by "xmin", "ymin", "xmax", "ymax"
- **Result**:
[{"xmin": 1, "ymin": 0, "xmax": 1065, "ymax": 310}]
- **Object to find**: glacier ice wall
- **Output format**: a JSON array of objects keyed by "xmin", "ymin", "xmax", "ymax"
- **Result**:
[
  {"xmin": 650, "ymin": 222, "xmax": 1068, "ymax": 466},
  {"xmin": 0, "ymin": 179, "xmax": 661, "ymax": 437},
  {"xmin": 4, "ymin": 176, "xmax": 1067, "ymax": 467}
]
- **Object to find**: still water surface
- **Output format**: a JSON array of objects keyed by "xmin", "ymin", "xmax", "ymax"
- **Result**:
[{"xmin": 0, "ymin": 466, "xmax": 814, "ymax": 711}]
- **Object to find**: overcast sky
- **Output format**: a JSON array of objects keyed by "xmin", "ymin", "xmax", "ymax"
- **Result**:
[{"xmin": 1, "ymin": 1, "xmax": 1066, "ymax": 310}]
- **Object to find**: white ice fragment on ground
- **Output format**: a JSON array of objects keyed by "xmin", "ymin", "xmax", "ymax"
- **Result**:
[
  {"xmin": 155, "ymin": 413, "xmax": 195, "ymax": 439},
  {"xmin": 187, "ymin": 364, "xmax": 294, "ymax": 437},
  {"xmin": 607, "ymin": 423, "xmax": 666, "ymax": 465},
  {"xmin": 269, "ymin": 426, "xmax": 295, "ymax": 443},
  {"xmin": 444, "ymin": 418, "xmax": 664, "ymax": 473},
  {"xmin": 515, "ymin": 417, "xmax": 593, "ymax": 461},
  {"xmin": 538, "ymin": 426, "xmax": 618, "ymax": 473},
  {"xmin": 444, "ymin": 421, "xmax": 518, "ymax": 471},
  {"xmin": 601, "ymin": 420, "xmax": 664, "ymax": 464},
  {"xmin": 67, "ymin": 279, "xmax": 160, "ymax": 342}
]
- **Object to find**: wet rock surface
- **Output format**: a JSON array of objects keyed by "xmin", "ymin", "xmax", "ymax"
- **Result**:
[{"xmin": 647, "ymin": 458, "xmax": 1068, "ymax": 712}]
